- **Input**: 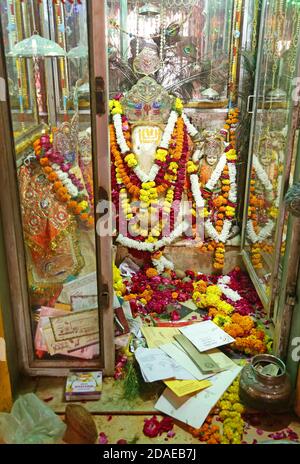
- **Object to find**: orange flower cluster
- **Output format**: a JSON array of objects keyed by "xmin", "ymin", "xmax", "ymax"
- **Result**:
[
  {"xmin": 233, "ymin": 331, "xmax": 268, "ymax": 355},
  {"xmin": 223, "ymin": 108, "xmax": 239, "ymax": 148},
  {"xmin": 33, "ymin": 138, "xmax": 94, "ymax": 228},
  {"xmin": 169, "ymin": 117, "xmax": 184, "ymax": 161},
  {"xmin": 214, "ymin": 243, "xmax": 225, "ymax": 271},
  {"xmin": 223, "ymin": 314, "xmax": 267, "ymax": 355},
  {"xmin": 198, "ymin": 240, "xmax": 217, "ymax": 253},
  {"xmin": 189, "ymin": 414, "xmax": 221, "ymax": 444},
  {"xmin": 110, "ymin": 124, "xmax": 141, "ymax": 199},
  {"xmin": 145, "ymin": 268, "xmax": 158, "ymax": 278}
]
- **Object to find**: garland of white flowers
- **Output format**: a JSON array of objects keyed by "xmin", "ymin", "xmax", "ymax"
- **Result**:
[
  {"xmin": 190, "ymin": 174, "xmax": 205, "ymax": 208},
  {"xmin": 113, "ymin": 110, "xmax": 180, "ymax": 183},
  {"xmin": 252, "ymin": 155, "xmax": 273, "ymax": 193},
  {"xmin": 246, "ymin": 218, "xmax": 275, "ymax": 244},
  {"xmin": 117, "ymin": 220, "xmax": 190, "ymax": 252},
  {"xmin": 205, "ymin": 154, "xmax": 227, "ymax": 191},
  {"xmin": 205, "ymin": 218, "xmax": 233, "ymax": 243},
  {"xmin": 190, "ymin": 151, "xmax": 237, "ymax": 244},
  {"xmin": 182, "ymin": 112, "xmax": 199, "ymax": 137},
  {"xmin": 217, "ymin": 275, "xmax": 242, "ymax": 302},
  {"xmin": 151, "ymin": 255, "xmax": 175, "ymax": 273},
  {"xmin": 247, "ymin": 154, "xmax": 282, "ymax": 244},
  {"xmin": 51, "ymin": 162, "xmax": 80, "ymax": 198},
  {"xmin": 228, "ymin": 163, "xmax": 238, "ymax": 204}
]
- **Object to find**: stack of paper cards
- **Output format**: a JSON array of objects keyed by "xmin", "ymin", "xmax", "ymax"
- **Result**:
[
  {"xmin": 65, "ymin": 371, "xmax": 102, "ymax": 401},
  {"xmin": 34, "ymin": 307, "xmax": 99, "ymax": 359},
  {"xmin": 155, "ymin": 364, "xmax": 242, "ymax": 429},
  {"xmin": 179, "ymin": 320, "xmax": 235, "ymax": 352}
]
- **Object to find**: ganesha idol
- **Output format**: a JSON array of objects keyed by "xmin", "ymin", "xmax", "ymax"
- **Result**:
[{"xmin": 110, "ymin": 57, "xmax": 238, "ymax": 272}]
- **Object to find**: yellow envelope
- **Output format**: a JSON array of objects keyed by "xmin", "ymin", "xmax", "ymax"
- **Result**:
[
  {"xmin": 164, "ymin": 379, "xmax": 212, "ymax": 398},
  {"xmin": 141, "ymin": 326, "xmax": 180, "ymax": 348}
]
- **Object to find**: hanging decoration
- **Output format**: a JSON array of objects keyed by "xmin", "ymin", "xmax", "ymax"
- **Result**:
[{"xmin": 19, "ymin": 1, "xmax": 83, "ymax": 4}]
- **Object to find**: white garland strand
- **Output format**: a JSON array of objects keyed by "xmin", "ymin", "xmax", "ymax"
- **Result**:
[
  {"xmin": 190, "ymin": 174, "xmax": 205, "ymax": 208},
  {"xmin": 160, "ymin": 110, "xmax": 178, "ymax": 148},
  {"xmin": 205, "ymin": 154, "xmax": 227, "ymax": 191},
  {"xmin": 182, "ymin": 112, "xmax": 199, "ymax": 137},
  {"xmin": 152, "ymin": 255, "xmax": 174, "ymax": 273},
  {"xmin": 228, "ymin": 162, "xmax": 237, "ymax": 203},
  {"xmin": 253, "ymin": 155, "xmax": 273, "ymax": 192},
  {"xmin": 189, "ymin": 151, "xmax": 238, "ymax": 244},
  {"xmin": 246, "ymin": 219, "xmax": 275, "ymax": 244},
  {"xmin": 205, "ymin": 218, "xmax": 232, "ymax": 243},
  {"xmin": 116, "ymin": 220, "xmax": 190, "ymax": 252},
  {"xmin": 217, "ymin": 276, "xmax": 242, "ymax": 302},
  {"xmin": 51, "ymin": 163, "xmax": 79, "ymax": 198}
]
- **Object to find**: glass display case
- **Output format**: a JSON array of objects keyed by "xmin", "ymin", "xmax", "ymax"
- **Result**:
[
  {"xmin": 1, "ymin": 0, "xmax": 300, "ymax": 379},
  {"xmin": 241, "ymin": 0, "xmax": 300, "ymax": 316},
  {"xmin": 0, "ymin": 0, "xmax": 114, "ymax": 375}
]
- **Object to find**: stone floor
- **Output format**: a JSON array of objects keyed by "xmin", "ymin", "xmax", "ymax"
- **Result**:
[{"xmin": 16, "ymin": 374, "xmax": 300, "ymax": 444}]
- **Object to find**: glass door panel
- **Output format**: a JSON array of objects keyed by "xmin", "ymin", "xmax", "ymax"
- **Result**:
[
  {"xmin": 0, "ymin": 0, "xmax": 102, "ymax": 366},
  {"xmin": 241, "ymin": 0, "xmax": 300, "ymax": 312},
  {"xmin": 107, "ymin": 0, "xmax": 235, "ymax": 104}
]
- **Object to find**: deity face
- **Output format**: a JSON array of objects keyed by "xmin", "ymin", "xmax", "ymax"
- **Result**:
[
  {"xmin": 201, "ymin": 136, "xmax": 223, "ymax": 167},
  {"xmin": 260, "ymin": 150, "xmax": 273, "ymax": 166},
  {"xmin": 206, "ymin": 152, "xmax": 219, "ymax": 166}
]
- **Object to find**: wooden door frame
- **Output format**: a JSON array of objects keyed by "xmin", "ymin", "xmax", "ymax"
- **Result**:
[{"xmin": 0, "ymin": 2, "xmax": 115, "ymax": 376}]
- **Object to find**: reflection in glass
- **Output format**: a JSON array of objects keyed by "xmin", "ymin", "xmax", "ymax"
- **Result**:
[
  {"xmin": 0, "ymin": 0, "xmax": 99, "ymax": 362},
  {"xmin": 245, "ymin": 0, "xmax": 300, "ymax": 299},
  {"xmin": 107, "ymin": 0, "xmax": 234, "ymax": 102}
]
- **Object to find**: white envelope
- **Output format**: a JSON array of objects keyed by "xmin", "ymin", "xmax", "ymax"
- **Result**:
[
  {"xmin": 179, "ymin": 320, "xmax": 235, "ymax": 352},
  {"xmin": 155, "ymin": 364, "xmax": 242, "ymax": 429},
  {"xmin": 159, "ymin": 343, "xmax": 212, "ymax": 381}
]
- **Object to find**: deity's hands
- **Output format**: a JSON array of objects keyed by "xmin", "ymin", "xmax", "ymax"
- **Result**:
[{"xmin": 192, "ymin": 148, "xmax": 203, "ymax": 163}]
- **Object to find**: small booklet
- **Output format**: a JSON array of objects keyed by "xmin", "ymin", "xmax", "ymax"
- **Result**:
[{"xmin": 65, "ymin": 370, "xmax": 102, "ymax": 401}]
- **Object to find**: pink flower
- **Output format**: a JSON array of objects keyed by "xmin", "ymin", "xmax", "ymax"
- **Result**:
[
  {"xmin": 143, "ymin": 416, "xmax": 161, "ymax": 438},
  {"xmin": 170, "ymin": 310, "xmax": 180, "ymax": 321},
  {"xmin": 159, "ymin": 417, "xmax": 174, "ymax": 435},
  {"xmin": 98, "ymin": 432, "xmax": 109, "ymax": 444}
]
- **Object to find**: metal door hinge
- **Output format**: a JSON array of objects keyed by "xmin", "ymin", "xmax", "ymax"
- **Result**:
[
  {"xmin": 286, "ymin": 293, "xmax": 297, "ymax": 308},
  {"xmin": 99, "ymin": 283, "xmax": 110, "ymax": 309},
  {"xmin": 95, "ymin": 76, "xmax": 106, "ymax": 116}
]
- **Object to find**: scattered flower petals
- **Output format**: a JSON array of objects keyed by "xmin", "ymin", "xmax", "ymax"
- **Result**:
[{"xmin": 98, "ymin": 432, "xmax": 109, "ymax": 444}]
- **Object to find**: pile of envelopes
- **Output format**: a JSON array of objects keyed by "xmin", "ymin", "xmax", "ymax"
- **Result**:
[{"xmin": 135, "ymin": 320, "xmax": 242, "ymax": 429}]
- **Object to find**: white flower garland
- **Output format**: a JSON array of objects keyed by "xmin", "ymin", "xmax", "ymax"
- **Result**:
[
  {"xmin": 217, "ymin": 276, "xmax": 242, "ymax": 302},
  {"xmin": 246, "ymin": 219, "xmax": 275, "ymax": 244},
  {"xmin": 204, "ymin": 218, "xmax": 233, "ymax": 243},
  {"xmin": 152, "ymin": 255, "xmax": 175, "ymax": 273},
  {"xmin": 190, "ymin": 153, "xmax": 237, "ymax": 244},
  {"xmin": 113, "ymin": 111, "xmax": 178, "ymax": 183},
  {"xmin": 205, "ymin": 154, "xmax": 227, "ymax": 191},
  {"xmin": 253, "ymin": 155, "xmax": 273, "ymax": 192},
  {"xmin": 160, "ymin": 111, "xmax": 178, "ymax": 148},
  {"xmin": 228, "ymin": 162, "xmax": 237, "ymax": 203},
  {"xmin": 50, "ymin": 163, "xmax": 79, "ymax": 198},
  {"xmin": 182, "ymin": 112, "xmax": 199, "ymax": 137},
  {"xmin": 117, "ymin": 220, "xmax": 190, "ymax": 252},
  {"xmin": 190, "ymin": 174, "xmax": 205, "ymax": 208}
]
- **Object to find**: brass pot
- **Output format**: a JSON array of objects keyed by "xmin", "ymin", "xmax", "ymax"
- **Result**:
[{"xmin": 239, "ymin": 354, "xmax": 292, "ymax": 413}]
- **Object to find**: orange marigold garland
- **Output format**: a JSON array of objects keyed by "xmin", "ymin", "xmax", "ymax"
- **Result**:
[{"xmin": 33, "ymin": 135, "xmax": 94, "ymax": 228}]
